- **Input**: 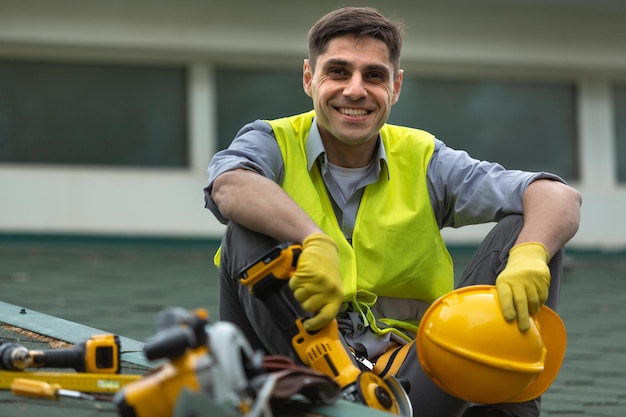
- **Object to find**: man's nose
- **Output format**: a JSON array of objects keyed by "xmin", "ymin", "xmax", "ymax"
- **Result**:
[{"xmin": 343, "ymin": 73, "xmax": 367, "ymax": 100}]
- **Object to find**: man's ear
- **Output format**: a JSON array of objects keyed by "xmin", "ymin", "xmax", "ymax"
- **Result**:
[
  {"xmin": 303, "ymin": 59, "xmax": 313, "ymax": 97},
  {"xmin": 391, "ymin": 69, "xmax": 404, "ymax": 105}
]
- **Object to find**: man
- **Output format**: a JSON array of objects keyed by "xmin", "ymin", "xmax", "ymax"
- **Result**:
[{"xmin": 204, "ymin": 7, "xmax": 582, "ymax": 417}]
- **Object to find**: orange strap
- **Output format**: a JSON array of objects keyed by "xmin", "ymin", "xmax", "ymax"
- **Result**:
[{"xmin": 372, "ymin": 342, "xmax": 414, "ymax": 378}]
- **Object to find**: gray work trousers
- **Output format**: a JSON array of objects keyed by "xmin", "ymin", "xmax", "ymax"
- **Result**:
[{"xmin": 217, "ymin": 214, "xmax": 564, "ymax": 417}]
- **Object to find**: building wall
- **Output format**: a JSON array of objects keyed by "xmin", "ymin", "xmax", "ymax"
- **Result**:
[{"xmin": 1, "ymin": 0, "xmax": 625, "ymax": 250}]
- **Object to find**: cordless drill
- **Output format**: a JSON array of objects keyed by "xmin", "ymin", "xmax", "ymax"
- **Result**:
[
  {"xmin": 238, "ymin": 242, "xmax": 412, "ymax": 416},
  {"xmin": 114, "ymin": 308, "xmax": 261, "ymax": 417},
  {"xmin": 0, "ymin": 334, "xmax": 121, "ymax": 374},
  {"xmin": 113, "ymin": 309, "xmax": 211, "ymax": 417}
]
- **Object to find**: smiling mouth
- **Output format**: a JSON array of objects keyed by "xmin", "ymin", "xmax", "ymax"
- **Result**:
[{"xmin": 337, "ymin": 107, "xmax": 370, "ymax": 117}]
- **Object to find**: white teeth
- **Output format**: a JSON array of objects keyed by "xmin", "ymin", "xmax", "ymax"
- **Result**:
[{"xmin": 339, "ymin": 108, "xmax": 368, "ymax": 117}]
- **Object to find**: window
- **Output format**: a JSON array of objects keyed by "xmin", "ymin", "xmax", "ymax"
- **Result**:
[
  {"xmin": 216, "ymin": 67, "xmax": 312, "ymax": 150},
  {"xmin": 214, "ymin": 67, "xmax": 579, "ymax": 181},
  {"xmin": 612, "ymin": 84, "xmax": 626, "ymax": 183},
  {"xmin": 0, "ymin": 60, "xmax": 188, "ymax": 167},
  {"xmin": 390, "ymin": 77, "xmax": 579, "ymax": 181}
]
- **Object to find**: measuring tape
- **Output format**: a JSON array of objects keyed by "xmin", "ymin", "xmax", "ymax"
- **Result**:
[{"xmin": 0, "ymin": 371, "xmax": 142, "ymax": 394}]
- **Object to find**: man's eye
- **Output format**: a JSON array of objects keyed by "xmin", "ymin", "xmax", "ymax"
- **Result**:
[
  {"xmin": 367, "ymin": 72, "xmax": 385, "ymax": 81},
  {"xmin": 328, "ymin": 68, "xmax": 347, "ymax": 76}
]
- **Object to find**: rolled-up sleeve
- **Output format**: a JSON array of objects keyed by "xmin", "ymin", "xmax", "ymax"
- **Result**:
[
  {"xmin": 204, "ymin": 120, "xmax": 284, "ymax": 223},
  {"xmin": 428, "ymin": 139, "xmax": 565, "ymax": 229}
]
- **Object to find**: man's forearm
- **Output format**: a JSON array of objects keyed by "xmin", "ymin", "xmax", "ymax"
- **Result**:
[
  {"xmin": 516, "ymin": 179, "xmax": 582, "ymax": 257},
  {"xmin": 211, "ymin": 169, "xmax": 322, "ymax": 244}
]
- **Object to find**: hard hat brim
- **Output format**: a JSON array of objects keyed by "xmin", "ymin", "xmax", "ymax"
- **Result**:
[{"xmin": 506, "ymin": 304, "xmax": 567, "ymax": 402}]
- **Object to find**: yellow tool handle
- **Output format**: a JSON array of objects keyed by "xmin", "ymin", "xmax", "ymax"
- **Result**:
[
  {"xmin": 239, "ymin": 243, "xmax": 302, "ymax": 292},
  {"xmin": 11, "ymin": 378, "xmax": 62, "ymax": 400}
]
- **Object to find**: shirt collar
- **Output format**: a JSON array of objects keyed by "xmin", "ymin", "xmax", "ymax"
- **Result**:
[{"xmin": 306, "ymin": 118, "xmax": 389, "ymax": 179}]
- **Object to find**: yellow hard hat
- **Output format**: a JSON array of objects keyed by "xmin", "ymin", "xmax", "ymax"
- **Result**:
[{"xmin": 417, "ymin": 285, "xmax": 566, "ymax": 404}]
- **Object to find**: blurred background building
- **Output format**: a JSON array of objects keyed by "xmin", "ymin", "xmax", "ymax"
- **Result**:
[{"xmin": 1, "ymin": 0, "xmax": 625, "ymax": 251}]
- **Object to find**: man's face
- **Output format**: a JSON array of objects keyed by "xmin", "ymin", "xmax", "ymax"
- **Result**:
[{"xmin": 303, "ymin": 35, "xmax": 403, "ymax": 152}]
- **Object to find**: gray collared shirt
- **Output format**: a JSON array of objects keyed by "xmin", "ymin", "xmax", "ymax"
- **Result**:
[{"xmin": 204, "ymin": 117, "xmax": 563, "ymax": 238}]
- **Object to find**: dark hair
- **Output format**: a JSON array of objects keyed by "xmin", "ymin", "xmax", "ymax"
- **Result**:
[{"xmin": 308, "ymin": 7, "xmax": 405, "ymax": 75}]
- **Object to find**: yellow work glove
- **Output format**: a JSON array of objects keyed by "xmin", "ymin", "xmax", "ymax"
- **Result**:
[
  {"xmin": 289, "ymin": 233, "xmax": 343, "ymax": 332},
  {"xmin": 495, "ymin": 242, "xmax": 551, "ymax": 332}
]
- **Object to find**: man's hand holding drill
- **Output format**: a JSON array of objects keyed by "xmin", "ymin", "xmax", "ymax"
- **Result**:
[{"xmin": 289, "ymin": 233, "xmax": 344, "ymax": 331}]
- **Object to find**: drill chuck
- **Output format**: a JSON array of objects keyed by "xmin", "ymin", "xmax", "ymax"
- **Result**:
[{"xmin": 0, "ymin": 342, "xmax": 31, "ymax": 371}]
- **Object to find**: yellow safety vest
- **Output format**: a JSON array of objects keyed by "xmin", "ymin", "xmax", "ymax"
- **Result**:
[{"xmin": 268, "ymin": 111, "xmax": 453, "ymax": 340}]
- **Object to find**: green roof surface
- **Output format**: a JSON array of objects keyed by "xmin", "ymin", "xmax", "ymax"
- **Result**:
[{"xmin": 1, "ymin": 238, "xmax": 625, "ymax": 416}]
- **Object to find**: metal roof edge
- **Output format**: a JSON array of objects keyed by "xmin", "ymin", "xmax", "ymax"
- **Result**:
[{"xmin": 0, "ymin": 301, "xmax": 153, "ymax": 369}]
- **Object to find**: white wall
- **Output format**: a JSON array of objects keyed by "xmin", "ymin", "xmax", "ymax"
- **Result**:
[{"xmin": 1, "ymin": 0, "xmax": 625, "ymax": 250}]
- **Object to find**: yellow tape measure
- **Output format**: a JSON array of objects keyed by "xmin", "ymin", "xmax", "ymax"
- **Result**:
[{"xmin": 0, "ymin": 371, "xmax": 142, "ymax": 394}]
